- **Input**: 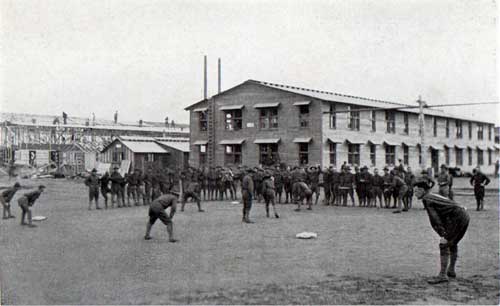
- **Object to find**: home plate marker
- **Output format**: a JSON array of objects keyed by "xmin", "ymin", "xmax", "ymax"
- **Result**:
[
  {"xmin": 295, "ymin": 232, "xmax": 318, "ymax": 239},
  {"xmin": 32, "ymin": 216, "xmax": 47, "ymax": 221}
]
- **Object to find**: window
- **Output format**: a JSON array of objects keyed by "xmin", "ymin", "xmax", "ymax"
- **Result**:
[
  {"xmin": 224, "ymin": 144, "xmax": 242, "ymax": 165},
  {"xmin": 403, "ymin": 113, "xmax": 409, "ymax": 135},
  {"xmin": 259, "ymin": 108, "xmax": 278, "ymax": 129},
  {"xmin": 468, "ymin": 122, "xmax": 472, "ymax": 139},
  {"xmin": 224, "ymin": 110, "xmax": 242, "ymax": 131},
  {"xmin": 478, "ymin": 124, "xmax": 483, "ymax": 140},
  {"xmin": 444, "ymin": 146, "xmax": 450, "ymax": 165},
  {"xmin": 371, "ymin": 111, "xmax": 376, "ymax": 132},
  {"xmin": 112, "ymin": 145, "xmax": 124, "ymax": 162},
  {"xmin": 445, "ymin": 119, "xmax": 450, "ymax": 138},
  {"xmin": 144, "ymin": 153, "xmax": 154, "ymax": 162},
  {"xmin": 403, "ymin": 144, "xmax": 409, "ymax": 165},
  {"xmin": 329, "ymin": 142, "xmax": 337, "ymax": 165},
  {"xmin": 488, "ymin": 149, "xmax": 492, "ymax": 165},
  {"xmin": 199, "ymin": 145, "xmax": 207, "ymax": 165},
  {"xmin": 299, "ymin": 105, "xmax": 309, "ymax": 128},
  {"xmin": 199, "ymin": 111, "xmax": 208, "ymax": 132},
  {"xmin": 433, "ymin": 117, "xmax": 438, "ymax": 137},
  {"xmin": 299, "ymin": 143, "xmax": 309, "ymax": 165},
  {"xmin": 468, "ymin": 148, "xmax": 473, "ymax": 165},
  {"xmin": 385, "ymin": 145, "xmax": 396, "ymax": 165},
  {"xmin": 348, "ymin": 107, "xmax": 360, "ymax": 131},
  {"xmin": 370, "ymin": 144, "xmax": 376, "ymax": 166},
  {"xmin": 385, "ymin": 111, "xmax": 395, "ymax": 134},
  {"xmin": 417, "ymin": 144, "xmax": 422, "ymax": 165},
  {"xmin": 488, "ymin": 125, "xmax": 492, "ymax": 141},
  {"xmin": 329, "ymin": 104, "xmax": 336, "ymax": 129},
  {"xmin": 455, "ymin": 148, "xmax": 463, "ymax": 166},
  {"xmin": 348, "ymin": 144, "xmax": 360, "ymax": 165},
  {"xmin": 455, "ymin": 120, "xmax": 463, "ymax": 139},
  {"xmin": 477, "ymin": 149, "xmax": 483, "ymax": 165},
  {"xmin": 259, "ymin": 144, "xmax": 279, "ymax": 166}
]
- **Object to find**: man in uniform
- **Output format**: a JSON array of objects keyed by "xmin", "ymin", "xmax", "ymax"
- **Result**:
[
  {"xmin": 18, "ymin": 185, "xmax": 46, "ymax": 227},
  {"xmin": 357, "ymin": 166, "xmax": 371, "ymax": 207},
  {"xmin": 144, "ymin": 192, "xmax": 179, "ymax": 242},
  {"xmin": 100, "ymin": 170, "xmax": 111, "ymax": 209},
  {"xmin": 273, "ymin": 166, "xmax": 284, "ymax": 204},
  {"xmin": 283, "ymin": 167, "xmax": 293, "ymax": 204},
  {"xmin": 437, "ymin": 164, "xmax": 452, "ymax": 199},
  {"xmin": 392, "ymin": 169, "xmax": 409, "ymax": 213},
  {"xmin": 151, "ymin": 169, "xmax": 162, "ymax": 201},
  {"xmin": 469, "ymin": 167, "xmax": 490, "ymax": 211},
  {"xmin": 207, "ymin": 167, "xmax": 217, "ymax": 201},
  {"xmin": 413, "ymin": 179, "xmax": 470, "ymax": 284},
  {"xmin": 322, "ymin": 166, "xmax": 332, "ymax": 205},
  {"xmin": 371, "ymin": 168, "xmax": 384, "ymax": 208},
  {"xmin": 331, "ymin": 166, "xmax": 341, "ymax": 205},
  {"xmin": 198, "ymin": 167, "xmax": 208, "ymax": 201},
  {"xmin": 403, "ymin": 166, "xmax": 416, "ymax": 210},
  {"xmin": 85, "ymin": 168, "xmax": 101, "ymax": 210},
  {"xmin": 253, "ymin": 167, "xmax": 264, "ymax": 203},
  {"xmin": 181, "ymin": 175, "xmax": 204, "ymax": 212},
  {"xmin": 1, "ymin": 182, "xmax": 21, "ymax": 219},
  {"xmin": 307, "ymin": 166, "xmax": 321, "ymax": 205},
  {"xmin": 353, "ymin": 166, "xmax": 362, "ymax": 206},
  {"xmin": 241, "ymin": 168, "xmax": 255, "ymax": 223},
  {"xmin": 143, "ymin": 168, "xmax": 153, "ymax": 205},
  {"xmin": 135, "ymin": 169, "xmax": 145, "ymax": 206},
  {"xmin": 340, "ymin": 165, "xmax": 355, "ymax": 206},
  {"xmin": 294, "ymin": 180, "xmax": 313, "ymax": 211},
  {"xmin": 110, "ymin": 166, "xmax": 124, "ymax": 207},
  {"xmin": 382, "ymin": 167, "xmax": 393, "ymax": 208},
  {"xmin": 262, "ymin": 171, "xmax": 279, "ymax": 218}
]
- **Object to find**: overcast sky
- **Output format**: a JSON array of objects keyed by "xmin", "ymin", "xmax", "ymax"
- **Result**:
[{"xmin": 1, "ymin": 0, "xmax": 498, "ymax": 124}]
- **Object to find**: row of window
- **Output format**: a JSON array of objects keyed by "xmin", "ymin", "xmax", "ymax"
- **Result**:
[
  {"xmin": 198, "ymin": 105, "xmax": 310, "ymax": 132},
  {"xmin": 197, "ymin": 142, "xmax": 495, "ymax": 167}
]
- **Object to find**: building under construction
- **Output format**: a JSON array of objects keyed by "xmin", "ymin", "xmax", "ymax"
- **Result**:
[
  {"xmin": 0, "ymin": 112, "xmax": 189, "ymax": 169},
  {"xmin": 185, "ymin": 79, "xmax": 498, "ymax": 174}
]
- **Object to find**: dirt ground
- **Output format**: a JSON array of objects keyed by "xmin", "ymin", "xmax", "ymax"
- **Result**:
[{"xmin": 0, "ymin": 176, "xmax": 498, "ymax": 305}]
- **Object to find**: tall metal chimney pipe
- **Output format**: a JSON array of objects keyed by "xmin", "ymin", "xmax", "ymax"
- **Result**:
[
  {"xmin": 218, "ymin": 58, "xmax": 221, "ymax": 94},
  {"xmin": 204, "ymin": 55, "xmax": 207, "ymax": 100}
]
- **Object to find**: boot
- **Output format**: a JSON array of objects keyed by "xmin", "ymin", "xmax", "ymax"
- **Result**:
[
  {"xmin": 447, "ymin": 250, "xmax": 458, "ymax": 278},
  {"xmin": 266, "ymin": 205, "xmax": 270, "ymax": 218},
  {"xmin": 144, "ymin": 222, "xmax": 153, "ymax": 240},
  {"xmin": 167, "ymin": 223, "xmax": 178, "ymax": 242},
  {"xmin": 197, "ymin": 202, "xmax": 205, "ymax": 212},
  {"xmin": 244, "ymin": 211, "xmax": 254, "ymax": 223},
  {"xmin": 428, "ymin": 245, "xmax": 449, "ymax": 284}
]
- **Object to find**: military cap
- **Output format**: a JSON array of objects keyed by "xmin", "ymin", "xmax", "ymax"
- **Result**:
[
  {"xmin": 38, "ymin": 185, "xmax": 46, "ymax": 189},
  {"xmin": 113, "ymin": 166, "xmax": 119, "ymax": 169},
  {"xmin": 13, "ymin": 182, "xmax": 21, "ymax": 188},
  {"xmin": 383, "ymin": 166, "xmax": 389, "ymax": 171},
  {"xmin": 91, "ymin": 168, "xmax": 97, "ymax": 173},
  {"xmin": 440, "ymin": 164, "xmax": 448, "ymax": 169},
  {"xmin": 361, "ymin": 165, "xmax": 368, "ymax": 170}
]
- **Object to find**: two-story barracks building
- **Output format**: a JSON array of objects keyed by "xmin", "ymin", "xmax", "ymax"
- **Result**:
[{"xmin": 185, "ymin": 80, "xmax": 498, "ymax": 174}]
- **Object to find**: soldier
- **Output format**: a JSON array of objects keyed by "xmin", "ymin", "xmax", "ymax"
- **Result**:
[
  {"xmin": 253, "ymin": 167, "xmax": 264, "ymax": 203},
  {"xmin": 293, "ymin": 181, "xmax": 313, "ymax": 211},
  {"xmin": 437, "ymin": 164, "xmax": 452, "ymax": 199},
  {"xmin": 322, "ymin": 166, "xmax": 332, "ymax": 205},
  {"xmin": 223, "ymin": 169, "xmax": 235, "ymax": 200},
  {"xmin": 392, "ymin": 170, "xmax": 409, "ymax": 213},
  {"xmin": 371, "ymin": 168, "xmax": 384, "ymax": 208},
  {"xmin": 216, "ymin": 167, "xmax": 225, "ymax": 201},
  {"xmin": 110, "ymin": 166, "xmax": 124, "ymax": 207},
  {"xmin": 228, "ymin": 167, "xmax": 237, "ymax": 200},
  {"xmin": 353, "ymin": 166, "xmax": 362, "ymax": 206},
  {"xmin": 135, "ymin": 169, "xmax": 145, "ymax": 205},
  {"xmin": 382, "ymin": 167, "xmax": 393, "ymax": 208},
  {"xmin": 404, "ymin": 167, "xmax": 416, "ymax": 209},
  {"xmin": 273, "ymin": 165, "xmax": 284, "ymax": 204},
  {"xmin": 420, "ymin": 168, "xmax": 436, "ymax": 190},
  {"xmin": 126, "ymin": 171, "xmax": 139, "ymax": 206},
  {"xmin": 357, "ymin": 166, "xmax": 371, "ymax": 207},
  {"xmin": 207, "ymin": 167, "xmax": 217, "ymax": 201},
  {"xmin": 331, "ymin": 167, "xmax": 341, "ymax": 205},
  {"xmin": 18, "ymin": 185, "xmax": 46, "ymax": 227},
  {"xmin": 181, "ymin": 178, "xmax": 204, "ymax": 212},
  {"xmin": 307, "ymin": 166, "xmax": 321, "ymax": 205},
  {"xmin": 120, "ymin": 172, "xmax": 129, "ymax": 207},
  {"xmin": 100, "ymin": 171, "xmax": 111, "ymax": 209},
  {"xmin": 262, "ymin": 171, "xmax": 279, "ymax": 218},
  {"xmin": 85, "ymin": 168, "xmax": 101, "ymax": 210},
  {"xmin": 283, "ymin": 166, "xmax": 293, "ymax": 204},
  {"xmin": 151, "ymin": 169, "xmax": 162, "ymax": 201},
  {"xmin": 241, "ymin": 168, "xmax": 255, "ymax": 223},
  {"xmin": 1, "ymin": 182, "xmax": 21, "ymax": 219},
  {"xmin": 339, "ymin": 165, "xmax": 355, "ymax": 206},
  {"xmin": 144, "ymin": 193, "xmax": 179, "ymax": 242},
  {"xmin": 469, "ymin": 167, "xmax": 490, "ymax": 211},
  {"xmin": 143, "ymin": 168, "xmax": 153, "ymax": 205},
  {"xmin": 413, "ymin": 179, "xmax": 470, "ymax": 284},
  {"xmin": 198, "ymin": 167, "xmax": 208, "ymax": 201}
]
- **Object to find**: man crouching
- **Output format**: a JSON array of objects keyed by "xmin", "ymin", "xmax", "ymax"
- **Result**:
[
  {"xmin": 18, "ymin": 185, "xmax": 46, "ymax": 227},
  {"xmin": 144, "ymin": 192, "xmax": 179, "ymax": 242},
  {"xmin": 414, "ymin": 179, "xmax": 470, "ymax": 284}
]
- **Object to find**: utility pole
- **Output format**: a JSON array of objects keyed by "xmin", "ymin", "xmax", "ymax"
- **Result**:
[{"xmin": 417, "ymin": 96, "xmax": 427, "ymax": 170}]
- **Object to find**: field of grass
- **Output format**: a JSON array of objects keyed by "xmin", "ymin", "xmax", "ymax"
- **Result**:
[{"xmin": 0, "ymin": 176, "xmax": 498, "ymax": 304}]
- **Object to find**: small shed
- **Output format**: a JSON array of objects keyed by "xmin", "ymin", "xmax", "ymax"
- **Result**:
[
  {"xmin": 100, "ymin": 136, "xmax": 170, "ymax": 172},
  {"xmin": 155, "ymin": 138, "xmax": 190, "ymax": 170}
]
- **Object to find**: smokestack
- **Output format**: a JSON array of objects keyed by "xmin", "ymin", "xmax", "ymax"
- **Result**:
[
  {"xmin": 204, "ymin": 55, "xmax": 207, "ymax": 100},
  {"xmin": 218, "ymin": 58, "xmax": 221, "ymax": 94}
]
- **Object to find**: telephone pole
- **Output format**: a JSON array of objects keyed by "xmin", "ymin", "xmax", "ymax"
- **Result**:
[{"xmin": 417, "ymin": 96, "xmax": 427, "ymax": 170}]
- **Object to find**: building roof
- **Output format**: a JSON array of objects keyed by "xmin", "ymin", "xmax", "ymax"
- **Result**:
[
  {"xmin": 185, "ymin": 79, "xmax": 494, "ymax": 124},
  {"xmin": 156, "ymin": 140, "xmax": 190, "ymax": 153},
  {"xmin": 121, "ymin": 141, "xmax": 168, "ymax": 153}
]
